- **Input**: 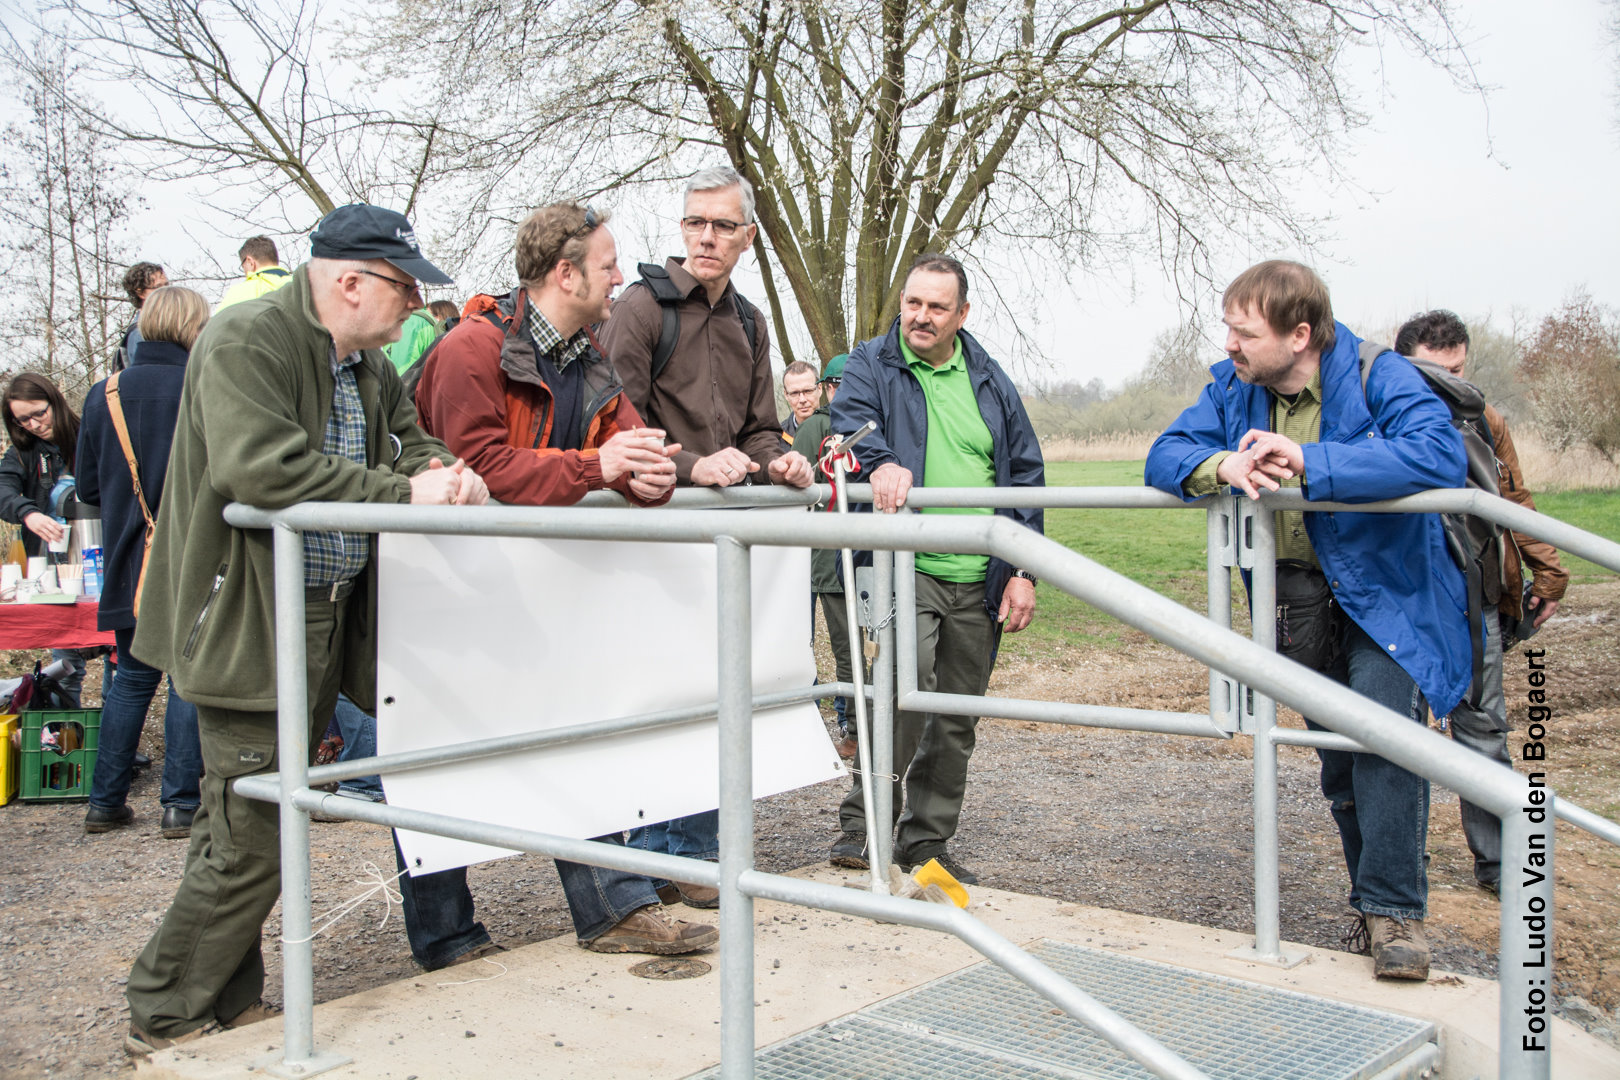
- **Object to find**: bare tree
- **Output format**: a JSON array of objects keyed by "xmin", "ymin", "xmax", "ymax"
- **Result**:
[
  {"xmin": 0, "ymin": 38, "xmax": 139, "ymax": 400},
  {"xmin": 380, "ymin": 0, "xmax": 1474, "ymax": 367},
  {"xmin": 25, "ymin": 0, "xmax": 447, "ymax": 233},
  {"xmin": 1520, "ymin": 291, "xmax": 1620, "ymax": 462}
]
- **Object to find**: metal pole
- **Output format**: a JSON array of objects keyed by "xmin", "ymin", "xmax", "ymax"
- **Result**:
[
  {"xmin": 1246, "ymin": 503, "xmax": 1285, "ymax": 962},
  {"xmin": 1206, "ymin": 501, "xmax": 1238, "ymax": 731},
  {"xmin": 715, "ymin": 537, "xmax": 755, "ymax": 1080},
  {"xmin": 832, "ymin": 456, "xmax": 885, "ymax": 892},
  {"xmin": 871, "ymin": 549, "xmax": 896, "ymax": 883},
  {"xmin": 1498, "ymin": 794, "xmax": 1555, "ymax": 1080}
]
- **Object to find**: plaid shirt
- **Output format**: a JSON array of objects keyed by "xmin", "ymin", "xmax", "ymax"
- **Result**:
[
  {"xmin": 525, "ymin": 303, "xmax": 591, "ymax": 372},
  {"xmin": 303, "ymin": 347, "xmax": 371, "ymax": 587}
]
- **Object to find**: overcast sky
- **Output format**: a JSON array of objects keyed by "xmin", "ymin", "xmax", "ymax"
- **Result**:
[
  {"xmin": 1008, "ymin": 0, "xmax": 1620, "ymax": 387},
  {"xmin": 7, "ymin": 0, "xmax": 1616, "ymax": 388}
]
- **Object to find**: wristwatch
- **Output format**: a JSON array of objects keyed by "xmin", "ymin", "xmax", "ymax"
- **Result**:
[{"xmin": 1013, "ymin": 569, "xmax": 1038, "ymax": 586}]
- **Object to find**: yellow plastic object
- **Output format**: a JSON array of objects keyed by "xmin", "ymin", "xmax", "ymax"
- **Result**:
[
  {"xmin": 911, "ymin": 857, "xmax": 969, "ymax": 908},
  {"xmin": 0, "ymin": 714, "xmax": 19, "ymax": 805}
]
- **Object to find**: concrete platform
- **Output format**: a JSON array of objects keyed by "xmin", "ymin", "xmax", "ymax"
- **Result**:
[{"xmin": 136, "ymin": 865, "xmax": 1619, "ymax": 1080}]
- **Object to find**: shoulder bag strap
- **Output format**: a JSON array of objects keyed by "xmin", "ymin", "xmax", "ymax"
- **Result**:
[{"xmin": 104, "ymin": 372, "xmax": 157, "ymax": 618}]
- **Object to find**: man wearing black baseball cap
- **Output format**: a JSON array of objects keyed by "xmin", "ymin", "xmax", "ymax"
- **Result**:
[{"xmin": 124, "ymin": 205, "xmax": 488, "ymax": 1056}]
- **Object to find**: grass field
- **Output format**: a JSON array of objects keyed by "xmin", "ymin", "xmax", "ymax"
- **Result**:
[{"xmin": 1003, "ymin": 460, "xmax": 1619, "ymax": 660}]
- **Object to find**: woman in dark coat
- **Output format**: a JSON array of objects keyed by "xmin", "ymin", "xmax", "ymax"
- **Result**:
[{"xmin": 76, "ymin": 286, "xmax": 206, "ymax": 837}]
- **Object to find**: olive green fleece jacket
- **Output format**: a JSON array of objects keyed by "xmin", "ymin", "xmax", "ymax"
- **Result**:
[{"xmin": 131, "ymin": 265, "xmax": 455, "ymax": 712}]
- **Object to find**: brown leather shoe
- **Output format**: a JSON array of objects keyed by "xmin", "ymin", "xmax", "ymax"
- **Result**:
[
  {"xmin": 125, "ymin": 1021, "xmax": 218, "ymax": 1057},
  {"xmin": 438, "ymin": 942, "xmax": 507, "ymax": 970},
  {"xmin": 672, "ymin": 880, "xmax": 720, "ymax": 909},
  {"xmin": 581, "ymin": 904, "xmax": 718, "ymax": 954},
  {"xmin": 1368, "ymin": 915, "xmax": 1430, "ymax": 980},
  {"xmin": 220, "ymin": 1000, "xmax": 282, "ymax": 1029},
  {"xmin": 834, "ymin": 735, "xmax": 857, "ymax": 760}
]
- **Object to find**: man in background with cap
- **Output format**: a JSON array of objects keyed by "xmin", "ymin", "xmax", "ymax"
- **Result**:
[
  {"xmin": 789, "ymin": 354, "xmax": 858, "ymax": 754},
  {"xmin": 124, "ymin": 204, "xmax": 488, "ymax": 1055}
]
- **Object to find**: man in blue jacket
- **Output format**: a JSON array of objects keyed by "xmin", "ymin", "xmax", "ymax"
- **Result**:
[
  {"xmin": 1146, "ymin": 260, "xmax": 1469, "ymax": 981},
  {"xmin": 828, "ymin": 254, "xmax": 1044, "ymax": 886}
]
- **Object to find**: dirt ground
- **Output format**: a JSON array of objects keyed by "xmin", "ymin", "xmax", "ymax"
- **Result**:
[{"xmin": 1, "ymin": 582, "xmax": 1616, "ymax": 1079}]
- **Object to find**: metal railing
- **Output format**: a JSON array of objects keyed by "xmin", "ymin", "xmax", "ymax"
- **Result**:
[{"xmin": 218, "ymin": 484, "xmax": 1620, "ymax": 1080}]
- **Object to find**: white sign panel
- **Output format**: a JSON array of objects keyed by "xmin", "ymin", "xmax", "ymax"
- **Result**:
[{"xmin": 377, "ymin": 525, "xmax": 843, "ymax": 875}]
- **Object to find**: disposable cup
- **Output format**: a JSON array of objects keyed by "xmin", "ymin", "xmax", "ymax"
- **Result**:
[
  {"xmin": 26, "ymin": 557, "xmax": 45, "ymax": 579},
  {"xmin": 62, "ymin": 577, "xmax": 82, "ymax": 597}
]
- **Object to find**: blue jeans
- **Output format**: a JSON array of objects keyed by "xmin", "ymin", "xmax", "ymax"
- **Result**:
[
  {"xmin": 392, "ymin": 831, "xmax": 659, "ymax": 969},
  {"xmin": 48, "ymin": 647, "xmax": 110, "ymax": 707},
  {"xmin": 1307, "ymin": 619, "xmax": 1431, "ymax": 921},
  {"xmin": 88, "ymin": 627, "xmax": 201, "ymax": 811},
  {"xmin": 627, "ymin": 811, "xmax": 719, "ymax": 889},
  {"xmin": 330, "ymin": 694, "xmax": 383, "ymax": 799}
]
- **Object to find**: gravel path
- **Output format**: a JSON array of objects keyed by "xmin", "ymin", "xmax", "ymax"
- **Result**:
[{"xmin": 2, "ymin": 583, "xmax": 1616, "ymax": 1078}]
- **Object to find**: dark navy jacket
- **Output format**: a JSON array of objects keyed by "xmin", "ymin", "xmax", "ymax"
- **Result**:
[
  {"xmin": 1144, "ymin": 321, "xmax": 1471, "ymax": 717},
  {"xmin": 76, "ymin": 339, "xmax": 190, "ymax": 631},
  {"xmin": 831, "ymin": 320, "xmax": 1045, "ymax": 617}
]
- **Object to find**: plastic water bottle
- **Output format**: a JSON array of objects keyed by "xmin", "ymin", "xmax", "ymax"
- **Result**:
[{"xmin": 82, "ymin": 546, "xmax": 103, "ymax": 599}]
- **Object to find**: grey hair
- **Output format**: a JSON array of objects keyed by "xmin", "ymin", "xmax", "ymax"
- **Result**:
[{"xmin": 685, "ymin": 166, "xmax": 756, "ymax": 223}]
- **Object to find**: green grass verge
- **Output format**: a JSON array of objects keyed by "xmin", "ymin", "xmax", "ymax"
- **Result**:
[{"xmin": 1529, "ymin": 490, "xmax": 1620, "ymax": 585}]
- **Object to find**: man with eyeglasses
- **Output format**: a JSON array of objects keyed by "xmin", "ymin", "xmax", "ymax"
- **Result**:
[
  {"xmin": 123, "ymin": 204, "xmax": 490, "ymax": 1056},
  {"xmin": 781, "ymin": 360, "xmax": 820, "ymax": 440},
  {"xmin": 599, "ymin": 165, "xmax": 813, "ymax": 909},
  {"xmin": 600, "ymin": 165, "xmax": 813, "ymax": 491}
]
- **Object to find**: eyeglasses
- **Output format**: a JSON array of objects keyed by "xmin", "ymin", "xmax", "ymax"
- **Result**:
[
  {"xmin": 11, "ymin": 404, "xmax": 50, "ymax": 427},
  {"xmin": 354, "ymin": 268, "xmax": 422, "ymax": 300},
  {"xmin": 680, "ymin": 216, "xmax": 747, "ymax": 239},
  {"xmin": 785, "ymin": 388, "xmax": 819, "ymax": 399}
]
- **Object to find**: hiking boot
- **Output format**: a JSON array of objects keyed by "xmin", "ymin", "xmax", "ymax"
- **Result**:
[
  {"xmin": 159, "ymin": 806, "xmax": 195, "ymax": 839},
  {"xmin": 1476, "ymin": 876, "xmax": 1500, "ymax": 896},
  {"xmin": 220, "ymin": 1000, "xmax": 281, "ymax": 1029},
  {"xmin": 1368, "ymin": 915, "xmax": 1430, "ymax": 980},
  {"xmin": 439, "ymin": 942, "xmax": 507, "ymax": 971},
  {"xmin": 670, "ymin": 880, "xmax": 719, "ymax": 908},
  {"xmin": 85, "ymin": 804, "xmax": 134, "ymax": 834},
  {"xmin": 125, "ymin": 1021, "xmax": 218, "ymax": 1057},
  {"xmin": 903, "ymin": 851, "xmax": 979, "ymax": 886},
  {"xmin": 582, "ymin": 904, "xmax": 717, "ymax": 955},
  {"xmin": 833, "ymin": 735, "xmax": 857, "ymax": 760},
  {"xmin": 829, "ymin": 832, "xmax": 869, "ymax": 870}
]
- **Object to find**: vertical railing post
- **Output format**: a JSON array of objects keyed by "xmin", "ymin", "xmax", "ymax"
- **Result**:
[
  {"xmin": 1245, "ymin": 503, "xmax": 1288, "ymax": 963},
  {"xmin": 272, "ymin": 523, "xmax": 316, "ymax": 1066},
  {"xmin": 1498, "ymin": 798, "xmax": 1554, "ymax": 1079},
  {"xmin": 1206, "ymin": 500, "xmax": 1239, "ymax": 732},
  {"xmin": 871, "ymin": 549, "xmax": 896, "ymax": 883},
  {"xmin": 715, "ymin": 537, "xmax": 755, "ymax": 1080}
]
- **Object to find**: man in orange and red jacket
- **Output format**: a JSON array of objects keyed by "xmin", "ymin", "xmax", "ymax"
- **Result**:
[{"xmin": 402, "ymin": 202, "xmax": 716, "ymax": 966}]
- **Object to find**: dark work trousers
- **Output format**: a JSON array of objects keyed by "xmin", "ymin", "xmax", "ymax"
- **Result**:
[
  {"xmin": 126, "ymin": 591, "xmax": 348, "ymax": 1039},
  {"xmin": 839, "ymin": 572, "xmax": 999, "ymax": 865},
  {"xmin": 818, "ymin": 589, "xmax": 855, "ymax": 731},
  {"xmin": 1443, "ymin": 607, "xmax": 1511, "ymax": 888}
]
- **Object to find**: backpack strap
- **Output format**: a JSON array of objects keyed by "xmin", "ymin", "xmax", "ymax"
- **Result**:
[
  {"xmin": 733, "ymin": 292, "xmax": 758, "ymax": 356},
  {"xmin": 104, "ymin": 372, "xmax": 157, "ymax": 618},
  {"xmin": 635, "ymin": 263, "xmax": 684, "ymax": 383}
]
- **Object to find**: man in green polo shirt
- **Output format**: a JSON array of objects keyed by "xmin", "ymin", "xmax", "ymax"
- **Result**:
[{"xmin": 826, "ymin": 254, "xmax": 1045, "ymax": 885}]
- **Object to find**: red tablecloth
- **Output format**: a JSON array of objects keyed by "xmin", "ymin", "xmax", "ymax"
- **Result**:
[{"xmin": 0, "ymin": 599, "xmax": 116, "ymax": 650}]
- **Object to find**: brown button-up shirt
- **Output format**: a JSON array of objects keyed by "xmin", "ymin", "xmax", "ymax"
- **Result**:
[{"xmin": 598, "ymin": 257, "xmax": 786, "ymax": 484}]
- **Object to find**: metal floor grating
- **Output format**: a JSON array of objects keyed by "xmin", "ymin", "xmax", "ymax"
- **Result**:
[{"xmin": 688, "ymin": 939, "xmax": 1436, "ymax": 1079}]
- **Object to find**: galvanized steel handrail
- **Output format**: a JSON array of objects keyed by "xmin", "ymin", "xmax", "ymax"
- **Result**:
[{"xmin": 217, "ymin": 485, "xmax": 1618, "ymax": 1080}]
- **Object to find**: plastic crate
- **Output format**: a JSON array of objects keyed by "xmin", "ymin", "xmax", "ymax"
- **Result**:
[
  {"xmin": 19, "ymin": 709, "xmax": 101, "ymax": 802},
  {"xmin": 0, "ymin": 714, "xmax": 17, "ymax": 805}
]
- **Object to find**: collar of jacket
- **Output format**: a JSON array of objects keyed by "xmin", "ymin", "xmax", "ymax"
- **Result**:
[
  {"xmin": 128, "ymin": 339, "xmax": 190, "ymax": 368},
  {"xmin": 663, "ymin": 256, "xmax": 741, "ymax": 306},
  {"xmin": 873, "ymin": 316, "xmax": 996, "ymax": 388},
  {"xmin": 496, "ymin": 287, "xmax": 616, "ymax": 394}
]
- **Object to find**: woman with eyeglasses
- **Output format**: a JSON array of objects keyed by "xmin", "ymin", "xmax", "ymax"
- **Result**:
[
  {"xmin": 1, "ymin": 371, "xmax": 100, "ymax": 706},
  {"xmin": 1, "ymin": 371, "xmax": 80, "ymax": 558}
]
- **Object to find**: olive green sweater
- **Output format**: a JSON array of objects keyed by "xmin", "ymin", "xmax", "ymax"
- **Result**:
[{"xmin": 132, "ymin": 266, "xmax": 454, "ymax": 711}]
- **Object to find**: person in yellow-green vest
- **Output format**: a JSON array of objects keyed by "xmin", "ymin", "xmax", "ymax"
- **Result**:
[
  {"xmin": 214, "ymin": 236, "xmax": 292, "ymax": 312},
  {"xmin": 384, "ymin": 298, "xmax": 459, "ymax": 375}
]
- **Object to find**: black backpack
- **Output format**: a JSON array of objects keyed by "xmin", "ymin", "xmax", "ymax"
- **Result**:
[
  {"xmin": 1358, "ymin": 340, "xmax": 1501, "ymax": 708},
  {"xmin": 630, "ymin": 262, "xmax": 758, "ymax": 381},
  {"xmin": 399, "ymin": 308, "xmax": 505, "ymax": 402}
]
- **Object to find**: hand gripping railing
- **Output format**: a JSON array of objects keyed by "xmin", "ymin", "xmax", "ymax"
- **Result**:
[{"xmin": 217, "ymin": 489, "xmax": 1617, "ymax": 1080}]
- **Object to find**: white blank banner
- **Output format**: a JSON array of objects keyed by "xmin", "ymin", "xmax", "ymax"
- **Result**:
[{"xmin": 376, "ymin": 523, "xmax": 843, "ymax": 875}]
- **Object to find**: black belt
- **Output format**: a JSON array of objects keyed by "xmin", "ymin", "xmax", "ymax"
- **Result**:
[{"xmin": 305, "ymin": 579, "xmax": 358, "ymax": 603}]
